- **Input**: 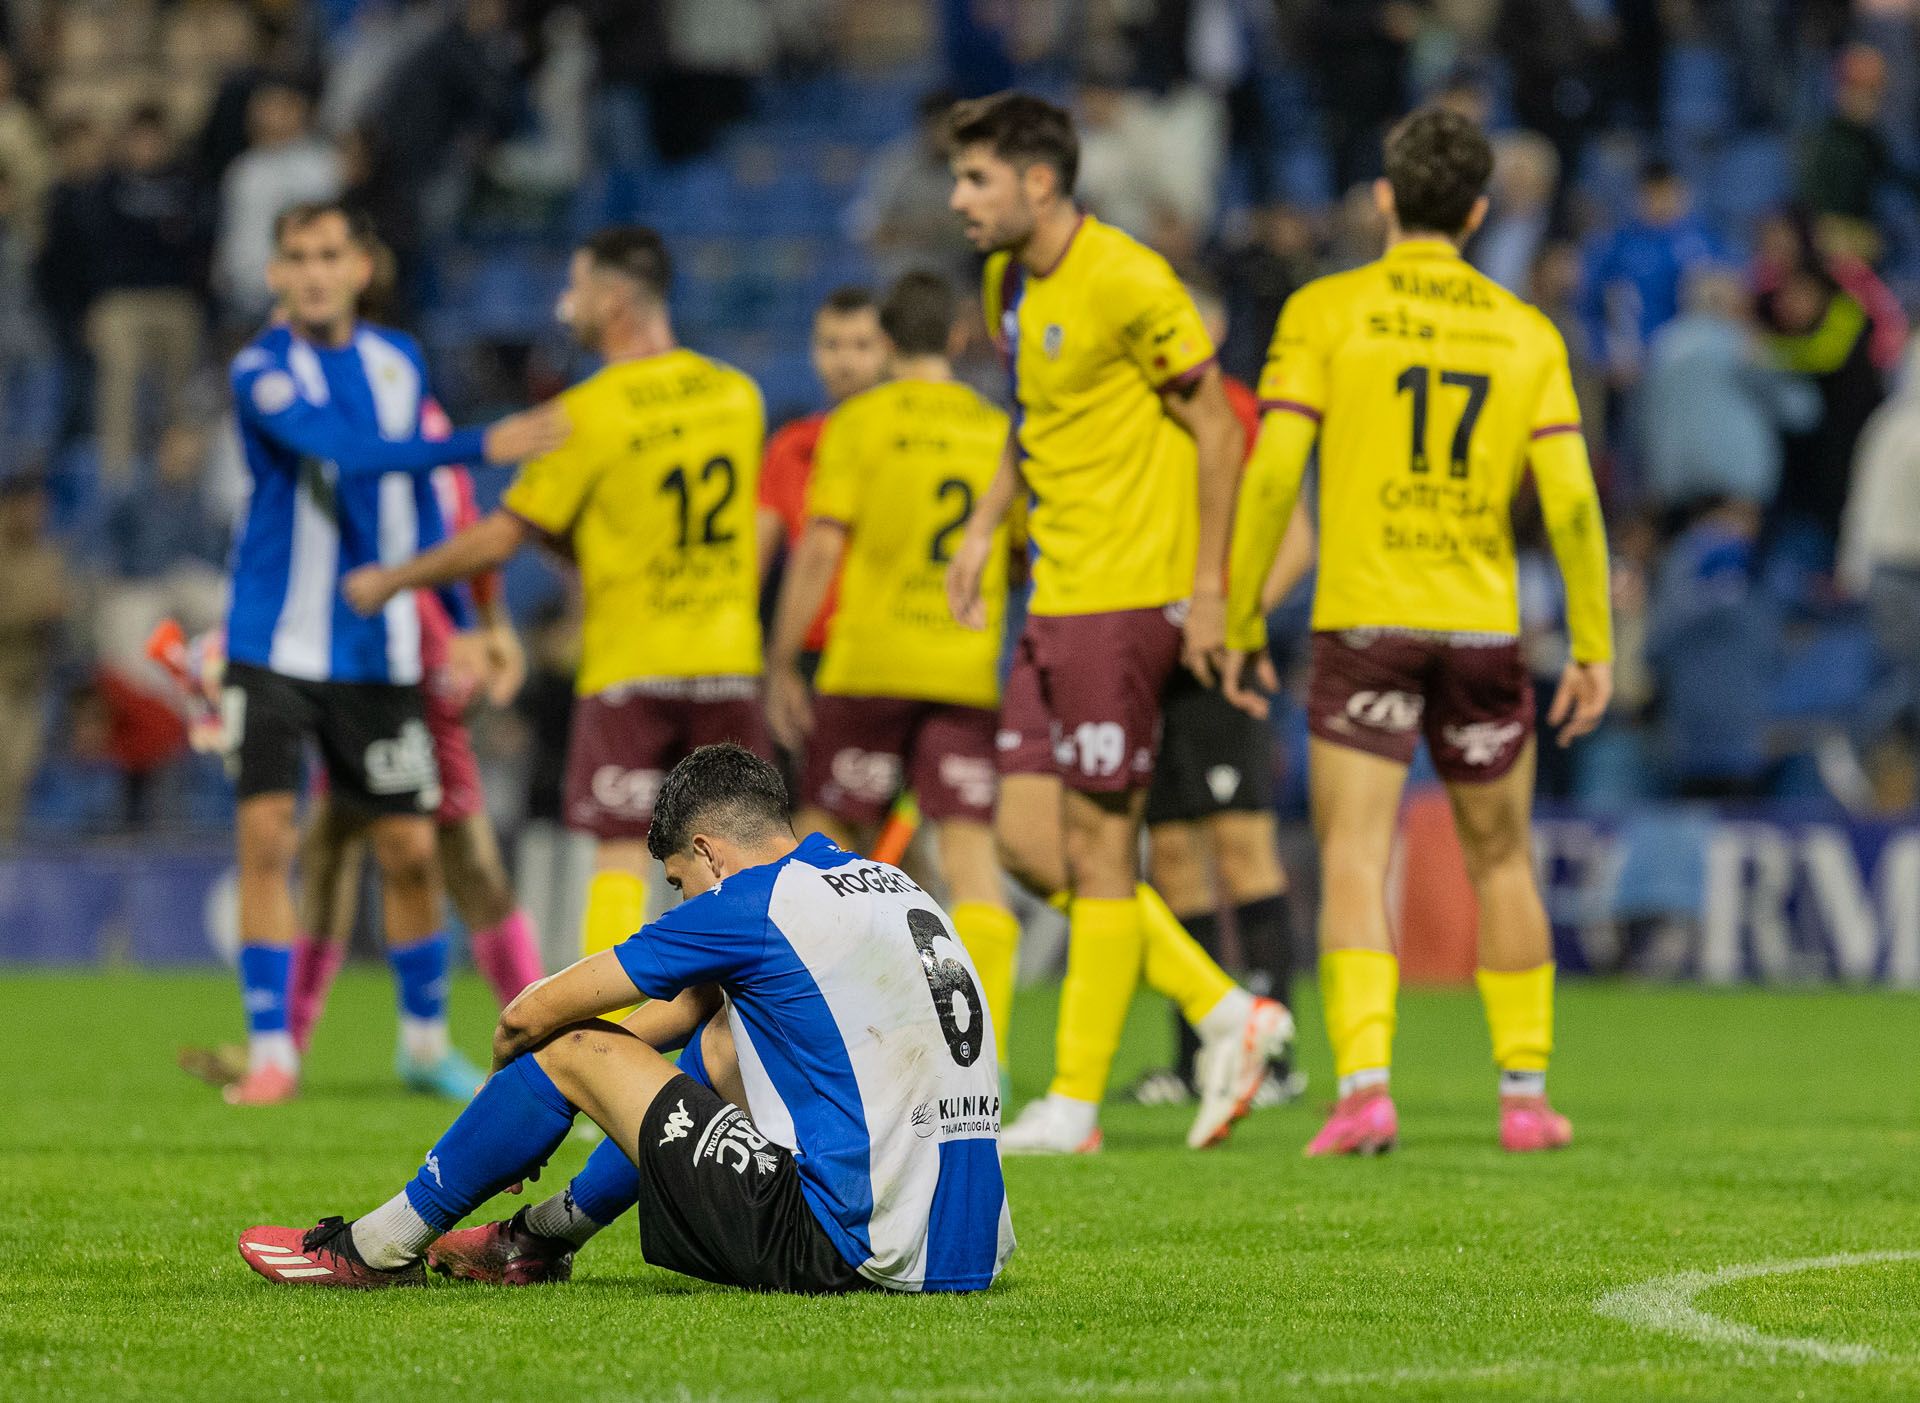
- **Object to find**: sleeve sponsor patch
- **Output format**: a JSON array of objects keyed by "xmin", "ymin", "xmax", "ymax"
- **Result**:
[{"xmin": 251, "ymin": 370, "xmax": 298, "ymax": 415}]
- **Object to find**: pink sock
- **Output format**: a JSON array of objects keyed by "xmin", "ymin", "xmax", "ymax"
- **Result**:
[
  {"xmin": 471, "ymin": 910, "xmax": 544, "ymax": 1007},
  {"xmin": 288, "ymin": 936, "xmax": 346, "ymax": 1054}
]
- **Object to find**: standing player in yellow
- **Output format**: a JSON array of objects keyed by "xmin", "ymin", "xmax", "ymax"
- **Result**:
[
  {"xmin": 1219, "ymin": 108, "xmax": 1613, "ymax": 1156},
  {"xmin": 345, "ymin": 226, "xmax": 769, "ymax": 979},
  {"xmin": 766, "ymin": 269, "xmax": 1022, "ymax": 1077},
  {"xmin": 944, "ymin": 93, "xmax": 1290, "ymax": 1154}
]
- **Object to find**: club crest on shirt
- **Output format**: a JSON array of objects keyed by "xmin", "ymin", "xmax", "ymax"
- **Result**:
[
  {"xmin": 251, "ymin": 370, "xmax": 297, "ymax": 415},
  {"xmin": 1043, "ymin": 324, "xmax": 1064, "ymax": 359}
]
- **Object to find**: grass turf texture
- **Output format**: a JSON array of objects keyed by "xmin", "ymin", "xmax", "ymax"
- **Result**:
[{"xmin": 3, "ymin": 971, "xmax": 1917, "ymax": 1402}]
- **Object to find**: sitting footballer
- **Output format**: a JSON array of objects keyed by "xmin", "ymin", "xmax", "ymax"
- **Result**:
[{"xmin": 238, "ymin": 744, "xmax": 1013, "ymax": 1295}]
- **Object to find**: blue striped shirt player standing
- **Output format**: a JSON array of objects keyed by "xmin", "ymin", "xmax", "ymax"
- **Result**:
[{"xmin": 214, "ymin": 200, "xmax": 567, "ymax": 1107}]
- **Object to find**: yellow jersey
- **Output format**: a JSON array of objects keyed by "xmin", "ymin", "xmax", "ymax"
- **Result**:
[
  {"xmin": 1236, "ymin": 238, "xmax": 1612, "ymax": 660},
  {"xmin": 501, "ymin": 348, "xmax": 765, "ymax": 695},
  {"xmin": 806, "ymin": 377, "xmax": 1011, "ymax": 709},
  {"xmin": 983, "ymin": 215, "xmax": 1214, "ymax": 617}
]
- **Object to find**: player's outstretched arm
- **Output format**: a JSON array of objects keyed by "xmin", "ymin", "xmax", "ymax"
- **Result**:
[
  {"xmin": 1221, "ymin": 407, "xmax": 1316, "ymax": 718},
  {"xmin": 492, "ymin": 951, "xmax": 648, "ymax": 1073},
  {"xmin": 766, "ymin": 518, "xmax": 849, "ymax": 749},
  {"xmin": 1161, "ymin": 364, "xmax": 1244, "ymax": 684},
  {"xmin": 342, "ymin": 510, "xmax": 531, "ymax": 617},
  {"xmin": 946, "ymin": 428, "xmax": 1024, "ymax": 630}
]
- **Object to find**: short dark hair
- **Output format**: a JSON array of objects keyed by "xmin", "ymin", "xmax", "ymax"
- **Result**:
[
  {"xmin": 1383, "ymin": 106, "xmax": 1493, "ymax": 237},
  {"xmin": 879, "ymin": 270, "xmax": 954, "ymax": 357},
  {"xmin": 817, "ymin": 285, "xmax": 876, "ymax": 318},
  {"xmin": 127, "ymin": 103, "xmax": 169, "ymax": 133},
  {"xmin": 273, "ymin": 200, "xmax": 377, "ymax": 250},
  {"xmin": 582, "ymin": 225, "xmax": 671, "ymax": 301},
  {"xmin": 948, "ymin": 91, "xmax": 1079, "ymax": 196},
  {"xmin": 647, "ymin": 744, "xmax": 793, "ymax": 863}
]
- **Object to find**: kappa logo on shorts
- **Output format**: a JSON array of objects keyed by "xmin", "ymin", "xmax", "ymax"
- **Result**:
[
  {"xmin": 1206, "ymin": 765, "xmax": 1242, "ymax": 805},
  {"xmin": 830, "ymin": 748, "xmax": 902, "ymax": 802},
  {"xmin": 590, "ymin": 765, "xmax": 663, "ymax": 819},
  {"xmin": 1442, "ymin": 720, "xmax": 1525, "ymax": 767},
  {"xmin": 1342, "ymin": 690, "xmax": 1424, "ymax": 734},
  {"xmin": 658, "ymin": 1098, "xmax": 695, "ymax": 1147}
]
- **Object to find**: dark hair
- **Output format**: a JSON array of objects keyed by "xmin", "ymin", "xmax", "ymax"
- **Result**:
[
  {"xmin": 879, "ymin": 270, "xmax": 955, "ymax": 357},
  {"xmin": 948, "ymin": 91, "xmax": 1079, "ymax": 196},
  {"xmin": 582, "ymin": 225, "xmax": 672, "ymax": 301},
  {"xmin": 1639, "ymin": 158, "xmax": 1679, "ymax": 187},
  {"xmin": 817, "ymin": 285, "xmax": 876, "ymax": 318},
  {"xmin": 1383, "ymin": 107, "xmax": 1493, "ymax": 237},
  {"xmin": 127, "ymin": 103, "xmax": 169, "ymax": 133},
  {"xmin": 274, "ymin": 200, "xmax": 377, "ymax": 250},
  {"xmin": 647, "ymin": 744, "xmax": 793, "ymax": 862}
]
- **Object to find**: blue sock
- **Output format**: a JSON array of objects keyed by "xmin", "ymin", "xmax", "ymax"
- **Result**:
[
  {"xmin": 570, "ymin": 1135, "xmax": 641, "ymax": 1226},
  {"xmin": 388, "ymin": 933, "xmax": 450, "ymax": 1021},
  {"xmin": 238, "ymin": 943, "xmax": 292, "ymax": 1035},
  {"xmin": 402, "ymin": 1055, "xmax": 576, "ymax": 1230}
]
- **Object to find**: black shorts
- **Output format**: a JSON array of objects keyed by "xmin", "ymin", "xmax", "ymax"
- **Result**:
[
  {"xmin": 1144, "ymin": 670, "xmax": 1276, "ymax": 826},
  {"xmin": 222, "ymin": 661, "xmax": 441, "ymax": 816},
  {"xmin": 635, "ymin": 1074, "xmax": 872, "ymax": 1295}
]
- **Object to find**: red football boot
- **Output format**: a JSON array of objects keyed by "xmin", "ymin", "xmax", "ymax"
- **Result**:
[
  {"xmin": 237, "ymin": 1216, "xmax": 426, "ymax": 1288},
  {"xmin": 427, "ymin": 1208, "xmax": 575, "ymax": 1285}
]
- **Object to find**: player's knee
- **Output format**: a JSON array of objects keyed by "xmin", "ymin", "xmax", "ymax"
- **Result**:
[
  {"xmin": 1147, "ymin": 823, "xmax": 1210, "ymax": 914},
  {"xmin": 371, "ymin": 820, "xmax": 438, "ymax": 892},
  {"xmin": 237, "ymin": 805, "xmax": 298, "ymax": 878},
  {"xmin": 1212, "ymin": 820, "xmax": 1284, "ymax": 903},
  {"xmin": 995, "ymin": 818, "xmax": 1062, "ymax": 898},
  {"xmin": 1451, "ymin": 795, "xmax": 1532, "ymax": 877}
]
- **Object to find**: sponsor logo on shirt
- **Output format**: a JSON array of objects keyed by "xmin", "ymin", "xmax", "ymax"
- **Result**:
[
  {"xmin": 1043, "ymin": 324, "xmax": 1064, "ymax": 359},
  {"xmin": 911, "ymin": 1102, "xmax": 936, "ymax": 1139},
  {"xmin": 936, "ymin": 1093, "xmax": 1001, "ymax": 1137}
]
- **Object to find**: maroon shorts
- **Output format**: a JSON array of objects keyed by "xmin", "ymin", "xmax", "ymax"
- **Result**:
[
  {"xmin": 997, "ymin": 605, "xmax": 1184, "ymax": 793},
  {"xmin": 564, "ymin": 679, "xmax": 773, "ymax": 840},
  {"xmin": 1306, "ymin": 629, "xmax": 1533, "ymax": 782},
  {"xmin": 801, "ymin": 695, "xmax": 998, "ymax": 825}
]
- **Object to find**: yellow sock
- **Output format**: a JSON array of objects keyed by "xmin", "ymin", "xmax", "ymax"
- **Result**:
[
  {"xmin": 1049, "ymin": 896, "xmax": 1144, "ymax": 1103},
  {"xmin": 1321, "ymin": 948, "xmax": 1398, "ymax": 1083},
  {"xmin": 1476, "ymin": 963, "xmax": 1554, "ymax": 1079},
  {"xmin": 952, "ymin": 902, "xmax": 1019, "ymax": 1067},
  {"xmin": 582, "ymin": 869, "xmax": 646, "ymax": 1019},
  {"xmin": 1136, "ymin": 883, "xmax": 1237, "ymax": 1027}
]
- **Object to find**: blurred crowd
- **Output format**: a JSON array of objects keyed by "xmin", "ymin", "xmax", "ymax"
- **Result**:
[{"xmin": 9, "ymin": 0, "xmax": 1920, "ymax": 842}]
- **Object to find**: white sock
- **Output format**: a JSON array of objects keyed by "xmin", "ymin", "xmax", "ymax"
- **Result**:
[
  {"xmin": 1337, "ymin": 1067, "xmax": 1390, "ymax": 1099},
  {"xmin": 524, "ymin": 1188, "xmax": 606, "ymax": 1248},
  {"xmin": 1195, "ymin": 986, "xmax": 1255, "ymax": 1042},
  {"xmin": 249, "ymin": 1031, "xmax": 298, "ymax": 1076},
  {"xmin": 400, "ymin": 1015, "xmax": 450, "ymax": 1065},
  {"xmin": 1500, "ymin": 1069, "xmax": 1546, "ymax": 1098},
  {"xmin": 351, "ymin": 1191, "xmax": 436, "ymax": 1269}
]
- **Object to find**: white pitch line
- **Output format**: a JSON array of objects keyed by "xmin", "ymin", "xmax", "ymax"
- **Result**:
[{"xmin": 1593, "ymin": 1249, "xmax": 1920, "ymax": 1364}]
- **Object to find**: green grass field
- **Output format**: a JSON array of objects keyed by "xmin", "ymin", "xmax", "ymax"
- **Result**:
[{"xmin": 4, "ymin": 969, "xmax": 1918, "ymax": 1402}]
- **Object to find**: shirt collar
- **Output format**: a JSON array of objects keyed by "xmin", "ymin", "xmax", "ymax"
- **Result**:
[{"xmin": 1384, "ymin": 238, "xmax": 1463, "ymax": 262}]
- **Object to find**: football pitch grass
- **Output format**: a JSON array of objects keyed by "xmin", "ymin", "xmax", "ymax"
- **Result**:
[{"xmin": 4, "ymin": 970, "xmax": 1918, "ymax": 1402}]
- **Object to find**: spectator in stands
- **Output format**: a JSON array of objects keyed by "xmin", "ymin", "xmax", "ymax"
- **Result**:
[
  {"xmin": 0, "ymin": 50, "xmax": 49, "ymax": 247},
  {"xmin": 1208, "ymin": 202, "xmax": 1318, "ymax": 386},
  {"xmin": 1752, "ymin": 206, "xmax": 1908, "ymax": 376},
  {"xmin": 97, "ymin": 419, "xmax": 229, "ymax": 673},
  {"xmin": 1297, "ymin": 1, "xmax": 1418, "ymax": 191},
  {"xmin": 850, "ymin": 89, "xmax": 975, "ymax": 287},
  {"xmin": 0, "ymin": 475, "xmax": 70, "ymax": 839},
  {"xmin": 1839, "ymin": 339, "xmax": 1920, "ymax": 793},
  {"xmin": 364, "ymin": 0, "xmax": 520, "ymax": 243},
  {"xmin": 86, "ymin": 106, "xmax": 209, "ymax": 484},
  {"xmin": 1638, "ymin": 268, "xmax": 1819, "ymax": 529},
  {"xmin": 1762, "ymin": 263, "xmax": 1885, "ymax": 559},
  {"xmin": 1796, "ymin": 43, "xmax": 1919, "ymax": 261},
  {"xmin": 1472, "ymin": 131, "xmax": 1559, "ymax": 296},
  {"xmin": 214, "ymin": 78, "xmax": 339, "ymax": 323},
  {"xmin": 0, "ymin": 160, "xmax": 46, "ymax": 455},
  {"xmin": 1074, "ymin": 72, "xmax": 1215, "ymax": 266},
  {"xmin": 1529, "ymin": 240, "xmax": 1605, "ymax": 432},
  {"xmin": 1645, "ymin": 500, "xmax": 1779, "ymax": 800},
  {"xmin": 1580, "ymin": 162, "xmax": 1725, "ymax": 390},
  {"xmin": 1494, "ymin": 0, "xmax": 1599, "ymax": 171}
]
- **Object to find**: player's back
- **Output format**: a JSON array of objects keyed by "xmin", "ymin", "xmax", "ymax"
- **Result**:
[
  {"xmin": 810, "ymin": 377, "xmax": 1011, "ymax": 708},
  {"xmin": 1267, "ymin": 239, "xmax": 1578, "ymax": 637},
  {"xmin": 656, "ymin": 834, "xmax": 1012, "ymax": 1292},
  {"xmin": 509, "ymin": 348, "xmax": 764, "ymax": 694}
]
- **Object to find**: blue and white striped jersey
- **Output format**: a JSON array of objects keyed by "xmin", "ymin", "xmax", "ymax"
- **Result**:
[
  {"xmin": 225, "ymin": 323, "xmax": 484, "ymax": 685},
  {"xmin": 615, "ymin": 833, "xmax": 1014, "ymax": 1293}
]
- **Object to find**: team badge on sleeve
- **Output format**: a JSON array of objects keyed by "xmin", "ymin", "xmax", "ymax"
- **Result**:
[{"xmin": 252, "ymin": 371, "xmax": 298, "ymax": 415}]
